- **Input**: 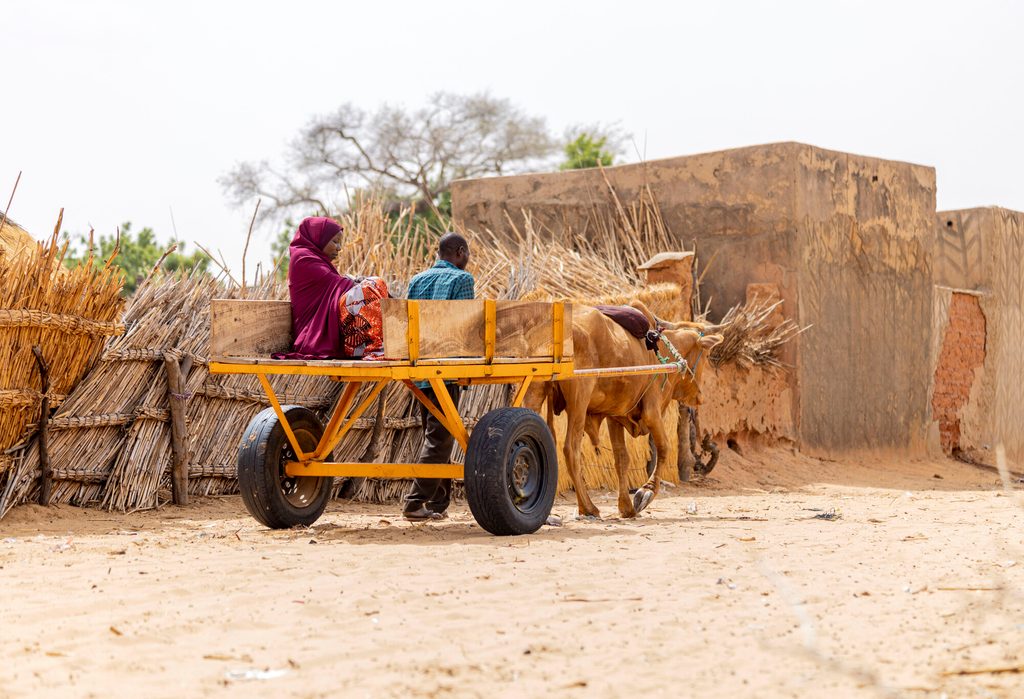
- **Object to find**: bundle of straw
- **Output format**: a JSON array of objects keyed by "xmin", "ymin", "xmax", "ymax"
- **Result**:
[
  {"xmin": 0, "ymin": 216, "xmax": 36, "ymax": 259},
  {"xmin": 0, "ymin": 215, "xmax": 124, "ymax": 483},
  {"xmin": 708, "ymin": 297, "xmax": 804, "ymax": 368},
  {"xmin": 0, "ymin": 273, "xmax": 208, "ymax": 514}
]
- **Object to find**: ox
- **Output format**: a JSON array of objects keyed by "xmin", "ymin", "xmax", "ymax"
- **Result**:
[{"xmin": 525, "ymin": 303, "xmax": 721, "ymax": 519}]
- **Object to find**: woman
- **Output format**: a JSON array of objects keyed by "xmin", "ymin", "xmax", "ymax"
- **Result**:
[{"xmin": 280, "ymin": 216, "xmax": 388, "ymax": 360}]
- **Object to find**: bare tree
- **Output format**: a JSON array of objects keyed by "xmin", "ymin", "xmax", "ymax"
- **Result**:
[{"xmin": 221, "ymin": 92, "xmax": 558, "ymax": 218}]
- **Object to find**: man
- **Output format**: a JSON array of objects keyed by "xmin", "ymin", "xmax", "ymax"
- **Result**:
[{"xmin": 402, "ymin": 232, "xmax": 474, "ymax": 521}]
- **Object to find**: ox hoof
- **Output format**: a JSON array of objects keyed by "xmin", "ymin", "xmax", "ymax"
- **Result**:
[
  {"xmin": 633, "ymin": 488, "xmax": 654, "ymax": 514},
  {"xmin": 575, "ymin": 514, "xmax": 601, "ymax": 522}
]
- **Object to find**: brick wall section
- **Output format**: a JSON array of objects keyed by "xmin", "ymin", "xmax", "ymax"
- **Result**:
[{"xmin": 931, "ymin": 293, "xmax": 987, "ymax": 453}]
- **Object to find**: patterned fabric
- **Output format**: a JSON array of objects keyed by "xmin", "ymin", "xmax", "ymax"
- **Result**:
[
  {"xmin": 338, "ymin": 277, "xmax": 389, "ymax": 359},
  {"xmin": 406, "ymin": 260, "xmax": 474, "ymax": 302}
]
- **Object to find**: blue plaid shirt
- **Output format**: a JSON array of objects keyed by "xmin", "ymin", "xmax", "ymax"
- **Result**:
[
  {"xmin": 408, "ymin": 260, "xmax": 474, "ymax": 388},
  {"xmin": 406, "ymin": 260, "xmax": 475, "ymax": 302}
]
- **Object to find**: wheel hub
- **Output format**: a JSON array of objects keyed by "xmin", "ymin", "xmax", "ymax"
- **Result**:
[
  {"xmin": 508, "ymin": 439, "xmax": 540, "ymax": 508},
  {"xmin": 278, "ymin": 434, "xmax": 322, "ymax": 507}
]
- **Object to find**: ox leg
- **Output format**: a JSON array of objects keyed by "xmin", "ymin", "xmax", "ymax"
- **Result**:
[
  {"xmin": 584, "ymin": 415, "xmax": 602, "ymax": 450},
  {"xmin": 525, "ymin": 384, "xmax": 560, "ymax": 455},
  {"xmin": 633, "ymin": 409, "xmax": 670, "ymax": 514},
  {"xmin": 564, "ymin": 411, "xmax": 600, "ymax": 519},
  {"xmin": 607, "ymin": 421, "xmax": 636, "ymax": 518}
]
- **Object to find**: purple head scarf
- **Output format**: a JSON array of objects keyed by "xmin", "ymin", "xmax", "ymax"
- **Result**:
[{"xmin": 284, "ymin": 217, "xmax": 353, "ymax": 358}]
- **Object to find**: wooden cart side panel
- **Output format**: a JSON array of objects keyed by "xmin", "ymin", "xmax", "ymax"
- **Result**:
[
  {"xmin": 381, "ymin": 299, "xmax": 573, "ymax": 360},
  {"xmin": 210, "ymin": 299, "xmax": 292, "ymax": 357}
]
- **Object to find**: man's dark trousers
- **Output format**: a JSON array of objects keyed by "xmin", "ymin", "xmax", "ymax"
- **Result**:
[{"xmin": 404, "ymin": 383, "xmax": 461, "ymax": 513}]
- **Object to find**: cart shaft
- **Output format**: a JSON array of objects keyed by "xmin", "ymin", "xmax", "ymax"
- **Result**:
[{"xmin": 570, "ymin": 362, "xmax": 684, "ymax": 378}]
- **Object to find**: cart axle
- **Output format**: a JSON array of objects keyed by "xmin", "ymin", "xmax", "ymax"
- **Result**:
[{"xmin": 284, "ymin": 461, "xmax": 464, "ymax": 479}]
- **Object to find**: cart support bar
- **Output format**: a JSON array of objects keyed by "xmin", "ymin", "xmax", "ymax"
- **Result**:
[
  {"xmin": 257, "ymin": 373, "xmax": 306, "ymax": 460},
  {"xmin": 285, "ymin": 461, "xmax": 464, "ymax": 479}
]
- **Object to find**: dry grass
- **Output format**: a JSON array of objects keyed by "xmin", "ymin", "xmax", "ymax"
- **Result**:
[
  {"xmin": 0, "ymin": 216, "xmax": 124, "ymax": 487},
  {"xmin": 709, "ymin": 296, "xmax": 805, "ymax": 368},
  {"xmin": 0, "ymin": 217, "xmax": 37, "ymax": 258}
]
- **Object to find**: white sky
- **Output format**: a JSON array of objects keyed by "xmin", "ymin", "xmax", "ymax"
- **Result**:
[{"xmin": 5, "ymin": 0, "xmax": 1023, "ymax": 278}]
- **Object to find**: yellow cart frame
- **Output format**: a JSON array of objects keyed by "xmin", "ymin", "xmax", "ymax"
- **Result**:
[{"xmin": 209, "ymin": 300, "xmax": 682, "ymax": 482}]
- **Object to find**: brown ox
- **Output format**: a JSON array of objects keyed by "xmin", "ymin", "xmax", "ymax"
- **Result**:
[{"xmin": 525, "ymin": 303, "xmax": 722, "ymax": 519}]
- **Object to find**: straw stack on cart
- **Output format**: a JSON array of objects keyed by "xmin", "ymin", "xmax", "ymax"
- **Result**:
[{"xmin": 0, "ymin": 215, "xmax": 125, "ymax": 508}]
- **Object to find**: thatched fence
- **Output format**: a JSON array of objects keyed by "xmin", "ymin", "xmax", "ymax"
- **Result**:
[{"xmin": 0, "ymin": 216, "xmax": 125, "ymax": 506}]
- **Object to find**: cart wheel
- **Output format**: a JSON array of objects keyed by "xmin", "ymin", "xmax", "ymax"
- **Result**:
[
  {"xmin": 238, "ymin": 406, "xmax": 333, "ymax": 529},
  {"xmin": 645, "ymin": 434, "xmax": 658, "ymax": 478},
  {"xmin": 464, "ymin": 407, "xmax": 557, "ymax": 536}
]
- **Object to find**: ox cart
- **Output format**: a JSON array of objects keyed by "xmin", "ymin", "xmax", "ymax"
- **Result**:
[{"xmin": 209, "ymin": 298, "xmax": 685, "ymax": 536}]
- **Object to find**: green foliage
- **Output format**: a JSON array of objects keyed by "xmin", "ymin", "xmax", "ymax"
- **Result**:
[
  {"xmin": 270, "ymin": 219, "xmax": 295, "ymax": 281},
  {"xmin": 62, "ymin": 222, "xmax": 210, "ymax": 295},
  {"xmin": 560, "ymin": 132, "xmax": 615, "ymax": 171}
]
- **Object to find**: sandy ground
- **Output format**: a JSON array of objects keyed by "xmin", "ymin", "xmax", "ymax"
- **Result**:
[{"xmin": 1, "ymin": 448, "xmax": 1023, "ymax": 698}]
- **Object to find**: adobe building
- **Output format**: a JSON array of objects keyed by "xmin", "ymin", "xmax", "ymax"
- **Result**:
[
  {"xmin": 930, "ymin": 207, "xmax": 1024, "ymax": 466},
  {"xmin": 452, "ymin": 142, "xmax": 938, "ymax": 458}
]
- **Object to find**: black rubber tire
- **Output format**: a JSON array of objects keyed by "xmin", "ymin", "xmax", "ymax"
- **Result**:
[
  {"xmin": 645, "ymin": 434, "xmax": 658, "ymax": 478},
  {"xmin": 464, "ymin": 407, "xmax": 557, "ymax": 536},
  {"xmin": 237, "ymin": 405, "xmax": 333, "ymax": 529}
]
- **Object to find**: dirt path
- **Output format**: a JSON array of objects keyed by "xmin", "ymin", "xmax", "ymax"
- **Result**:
[{"xmin": 1, "ymin": 449, "xmax": 1022, "ymax": 698}]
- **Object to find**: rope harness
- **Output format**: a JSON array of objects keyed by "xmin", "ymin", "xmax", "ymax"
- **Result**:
[
  {"xmin": 646, "ymin": 324, "xmax": 719, "ymax": 477},
  {"xmin": 616, "ymin": 324, "xmax": 687, "ymax": 419},
  {"xmin": 650, "ymin": 325, "xmax": 704, "ymax": 380}
]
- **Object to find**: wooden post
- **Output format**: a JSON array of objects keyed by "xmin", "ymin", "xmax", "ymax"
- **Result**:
[
  {"xmin": 163, "ymin": 352, "xmax": 191, "ymax": 506},
  {"xmin": 31, "ymin": 346, "xmax": 51, "ymax": 505},
  {"xmin": 360, "ymin": 393, "xmax": 387, "ymax": 463}
]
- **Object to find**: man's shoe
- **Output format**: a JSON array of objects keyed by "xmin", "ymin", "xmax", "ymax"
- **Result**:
[
  {"xmin": 403, "ymin": 504, "xmax": 443, "ymax": 522},
  {"xmin": 426, "ymin": 507, "xmax": 449, "ymax": 520}
]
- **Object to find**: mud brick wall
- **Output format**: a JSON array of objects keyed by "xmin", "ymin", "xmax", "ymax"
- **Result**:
[
  {"xmin": 792, "ymin": 148, "xmax": 935, "ymax": 452},
  {"xmin": 453, "ymin": 143, "xmax": 800, "ymax": 322},
  {"xmin": 930, "ymin": 292, "xmax": 987, "ymax": 454},
  {"xmin": 932, "ymin": 208, "xmax": 1024, "ymax": 465},
  {"xmin": 452, "ymin": 143, "xmax": 937, "ymax": 455}
]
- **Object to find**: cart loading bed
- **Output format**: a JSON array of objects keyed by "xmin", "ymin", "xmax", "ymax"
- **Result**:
[{"xmin": 209, "ymin": 298, "xmax": 686, "ymax": 535}]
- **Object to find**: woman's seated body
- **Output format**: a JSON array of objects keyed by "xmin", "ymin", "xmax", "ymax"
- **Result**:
[{"xmin": 280, "ymin": 216, "xmax": 388, "ymax": 360}]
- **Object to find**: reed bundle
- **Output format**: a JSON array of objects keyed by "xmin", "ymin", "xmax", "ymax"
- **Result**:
[
  {"xmin": 0, "ymin": 216, "xmax": 124, "ymax": 492},
  {"xmin": 708, "ymin": 297, "xmax": 804, "ymax": 368},
  {"xmin": 334, "ymin": 202, "xmax": 431, "ymax": 297},
  {"xmin": 0, "ymin": 216, "xmax": 37, "ymax": 258},
  {"xmin": 581, "ymin": 176, "xmax": 675, "ymax": 284},
  {"xmin": 0, "ymin": 274, "xmax": 211, "ymax": 514}
]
